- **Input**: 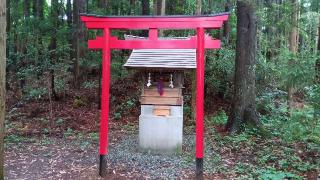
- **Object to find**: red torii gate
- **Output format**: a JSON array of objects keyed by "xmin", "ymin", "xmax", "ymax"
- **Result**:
[{"xmin": 80, "ymin": 13, "xmax": 229, "ymax": 177}]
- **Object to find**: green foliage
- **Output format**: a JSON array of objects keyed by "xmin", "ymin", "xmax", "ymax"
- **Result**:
[
  {"xmin": 257, "ymin": 90, "xmax": 320, "ymax": 143},
  {"xmin": 209, "ymin": 110, "xmax": 228, "ymax": 125},
  {"xmin": 24, "ymin": 87, "xmax": 48, "ymax": 100},
  {"xmin": 277, "ymin": 48, "xmax": 317, "ymax": 89},
  {"xmin": 88, "ymin": 132, "xmax": 99, "ymax": 141},
  {"xmin": 255, "ymin": 168, "xmax": 300, "ymax": 180},
  {"xmin": 73, "ymin": 96, "xmax": 88, "ymax": 107},
  {"xmin": 82, "ymin": 80, "xmax": 98, "ymax": 89},
  {"xmin": 5, "ymin": 134, "xmax": 30, "ymax": 143},
  {"xmin": 114, "ymin": 98, "xmax": 138, "ymax": 120},
  {"xmin": 205, "ymin": 47, "xmax": 235, "ymax": 98},
  {"xmin": 308, "ymin": 85, "xmax": 320, "ymax": 119},
  {"xmin": 63, "ymin": 128, "xmax": 74, "ymax": 137}
]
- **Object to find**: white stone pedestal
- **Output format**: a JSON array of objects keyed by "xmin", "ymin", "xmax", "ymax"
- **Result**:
[{"xmin": 139, "ymin": 105, "xmax": 183, "ymax": 153}]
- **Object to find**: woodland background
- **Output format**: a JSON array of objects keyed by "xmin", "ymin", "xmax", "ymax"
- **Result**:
[{"xmin": 0, "ymin": 0, "xmax": 319, "ymax": 179}]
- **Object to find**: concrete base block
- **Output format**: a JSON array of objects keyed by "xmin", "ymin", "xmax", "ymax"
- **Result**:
[{"xmin": 139, "ymin": 105, "xmax": 183, "ymax": 153}]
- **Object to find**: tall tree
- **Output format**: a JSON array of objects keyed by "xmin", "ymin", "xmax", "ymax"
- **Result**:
[
  {"xmin": 32, "ymin": 0, "xmax": 37, "ymax": 17},
  {"xmin": 153, "ymin": 0, "xmax": 165, "ymax": 16},
  {"xmin": 265, "ymin": 0, "xmax": 275, "ymax": 61},
  {"xmin": 0, "ymin": 0, "xmax": 6, "ymax": 178},
  {"xmin": 155, "ymin": 0, "xmax": 165, "ymax": 36},
  {"xmin": 317, "ymin": 16, "xmax": 320, "ymax": 83},
  {"xmin": 196, "ymin": 0, "xmax": 201, "ymax": 15},
  {"xmin": 6, "ymin": 0, "xmax": 9, "ymax": 63},
  {"xmin": 160, "ymin": 0, "xmax": 165, "ymax": 15},
  {"xmin": 315, "ymin": 16, "xmax": 320, "ymax": 120},
  {"xmin": 48, "ymin": 0, "xmax": 59, "ymax": 99},
  {"xmin": 141, "ymin": 0, "xmax": 150, "ymax": 37},
  {"xmin": 66, "ymin": 0, "xmax": 73, "ymax": 76},
  {"xmin": 98, "ymin": 0, "xmax": 108, "ymax": 8},
  {"xmin": 223, "ymin": 0, "xmax": 232, "ymax": 44},
  {"xmin": 142, "ymin": 0, "xmax": 150, "ymax": 15},
  {"xmin": 66, "ymin": 0, "xmax": 72, "ymax": 27},
  {"xmin": 24, "ymin": 0, "xmax": 30, "ymax": 18},
  {"xmin": 6, "ymin": 0, "xmax": 9, "ymax": 32},
  {"xmin": 130, "ymin": 0, "xmax": 135, "ymax": 15},
  {"xmin": 73, "ymin": 0, "xmax": 86, "ymax": 88},
  {"xmin": 287, "ymin": 0, "xmax": 299, "ymax": 116},
  {"xmin": 20, "ymin": 0, "xmax": 32, "ymax": 92},
  {"xmin": 32, "ymin": 0, "xmax": 44, "ymax": 66},
  {"xmin": 153, "ymin": 0, "xmax": 157, "ymax": 15},
  {"xmin": 226, "ymin": 0, "xmax": 261, "ymax": 133},
  {"xmin": 32, "ymin": 0, "xmax": 44, "ymax": 18}
]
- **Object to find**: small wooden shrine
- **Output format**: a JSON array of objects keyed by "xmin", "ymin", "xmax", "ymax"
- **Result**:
[{"xmin": 124, "ymin": 36, "xmax": 196, "ymax": 152}]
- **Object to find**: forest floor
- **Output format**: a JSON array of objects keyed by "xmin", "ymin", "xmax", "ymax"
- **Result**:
[
  {"xmin": 3, "ymin": 90, "xmax": 230, "ymax": 179},
  {"xmin": 3, "ymin": 82, "xmax": 320, "ymax": 179}
]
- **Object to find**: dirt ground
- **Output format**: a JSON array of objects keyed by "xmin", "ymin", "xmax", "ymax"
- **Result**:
[{"xmin": 4, "ymin": 134, "xmax": 229, "ymax": 179}]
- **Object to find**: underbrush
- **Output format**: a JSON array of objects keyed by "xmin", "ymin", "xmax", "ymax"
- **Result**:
[{"xmin": 206, "ymin": 95, "xmax": 320, "ymax": 179}]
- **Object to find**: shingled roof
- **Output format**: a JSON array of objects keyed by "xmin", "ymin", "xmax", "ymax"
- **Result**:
[
  {"xmin": 124, "ymin": 49, "xmax": 196, "ymax": 69},
  {"xmin": 123, "ymin": 35, "xmax": 196, "ymax": 69}
]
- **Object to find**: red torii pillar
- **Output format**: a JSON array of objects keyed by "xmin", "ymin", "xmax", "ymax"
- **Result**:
[{"xmin": 80, "ymin": 13, "xmax": 229, "ymax": 177}]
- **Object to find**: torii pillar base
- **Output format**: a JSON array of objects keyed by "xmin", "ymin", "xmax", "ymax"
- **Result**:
[{"xmin": 99, "ymin": 155, "xmax": 108, "ymax": 176}]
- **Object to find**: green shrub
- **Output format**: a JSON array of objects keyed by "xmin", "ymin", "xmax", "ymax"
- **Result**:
[{"xmin": 209, "ymin": 110, "xmax": 228, "ymax": 125}]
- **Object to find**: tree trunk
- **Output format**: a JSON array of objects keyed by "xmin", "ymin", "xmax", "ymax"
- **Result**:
[
  {"xmin": 265, "ymin": 0, "xmax": 274, "ymax": 61},
  {"xmin": 0, "ymin": 0, "xmax": 6, "ymax": 178},
  {"xmin": 20, "ymin": 0, "xmax": 31, "ymax": 92},
  {"xmin": 223, "ymin": 0, "xmax": 231, "ymax": 44},
  {"xmin": 32, "ymin": 0, "xmax": 37, "ymax": 17},
  {"xmin": 6, "ymin": 0, "xmax": 9, "ymax": 63},
  {"xmin": 196, "ymin": 0, "xmax": 201, "ymax": 15},
  {"xmin": 24, "ymin": 0, "xmax": 30, "ymax": 18},
  {"xmin": 67, "ymin": 0, "xmax": 72, "ymax": 27},
  {"xmin": 142, "ymin": 0, "xmax": 150, "ymax": 15},
  {"xmin": 157, "ymin": 0, "xmax": 162, "ymax": 15},
  {"xmin": 32, "ymin": 0, "xmax": 44, "ymax": 18},
  {"xmin": 315, "ymin": 16, "xmax": 320, "ymax": 120},
  {"xmin": 160, "ymin": 0, "xmax": 165, "ymax": 15},
  {"xmin": 152, "ymin": 0, "xmax": 162, "ymax": 15},
  {"xmin": 98, "ymin": 0, "xmax": 107, "ymax": 8},
  {"xmin": 39, "ymin": 0, "xmax": 44, "ymax": 19},
  {"xmin": 49, "ymin": 0, "xmax": 59, "ymax": 100},
  {"xmin": 153, "ymin": 0, "xmax": 157, "ymax": 15},
  {"xmin": 141, "ymin": 0, "xmax": 150, "ymax": 37},
  {"xmin": 225, "ymin": 0, "xmax": 261, "ymax": 133},
  {"xmin": 158, "ymin": 0, "xmax": 165, "ymax": 37},
  {"xmin": 315, "ymin": 16, "xmax": 320, "ymax": 82},
  {"xmin": 32, "ymin": 0, "xmax": 42, "ymax": 66},
  {"xmin": 73, "ymin": 0, "xmax": 86, "ymax": 88},
  {"xmin": 6, "ymin": 0, "xmax": 9, "ymax": 32},
  {"xmin": 66, "ymin": 0, "xmax": 73, "ymax": 75},
  {"xmin": 287, "ymin": 0, "xmax": 299, "ymax": 116},
  {"xmin": 130, "ymin": 0, "xmax": 135, "ymax": 15}
]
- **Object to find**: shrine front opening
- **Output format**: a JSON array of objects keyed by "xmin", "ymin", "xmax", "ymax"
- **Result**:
[{"xmin": 80, "ymin": 13, "xmax": 229, "ymax": 177}]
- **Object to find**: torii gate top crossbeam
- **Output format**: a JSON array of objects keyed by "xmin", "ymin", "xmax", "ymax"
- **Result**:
[
  {"xmin": 80, "ymin": 13, "xmax": 229, "ymax": 50},
  {"xmin": 81, "ymin": 13, "xmax": 229, "ymax": 29}
]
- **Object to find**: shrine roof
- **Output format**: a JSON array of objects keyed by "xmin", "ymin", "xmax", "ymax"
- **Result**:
[
  {"xmin": 124, "ymin": 49, "xmax": 196, "ymax": 69},
  {"xmin": 123, "ymin": 35, "xmax": 196, "ymax": 69}
]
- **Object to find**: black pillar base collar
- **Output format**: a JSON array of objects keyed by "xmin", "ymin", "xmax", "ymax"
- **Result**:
[
  {"xmin": 196, "ymin": 158, "xmax": 203, "ymax": 179},
  {"xmin": 99, "ymin": 155, "xmax": 108, "ymax": 177}
]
